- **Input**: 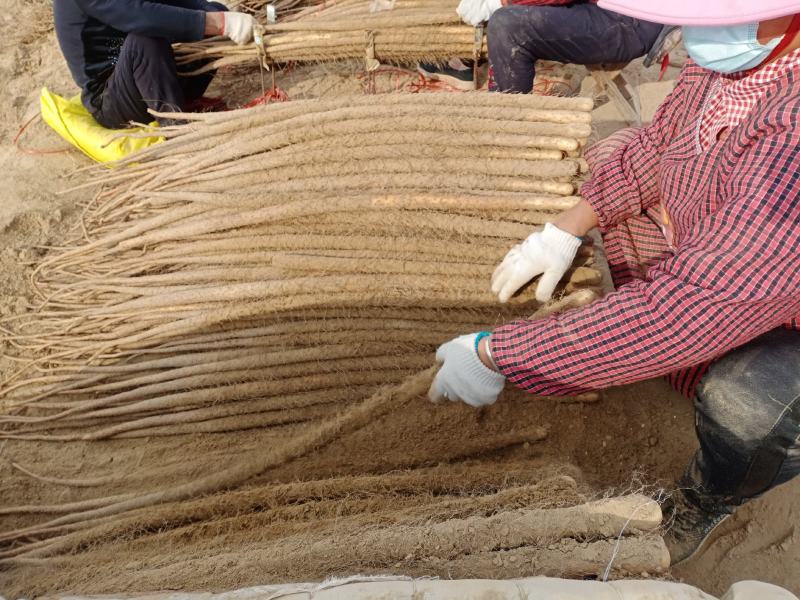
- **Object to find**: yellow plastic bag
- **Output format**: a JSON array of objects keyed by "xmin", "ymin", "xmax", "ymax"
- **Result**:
[{"xmin": 39, "ymin": 87, "xmax": 163, "ymax": 164}]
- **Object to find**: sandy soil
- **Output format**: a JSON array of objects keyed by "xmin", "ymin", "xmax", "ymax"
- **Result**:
[{"xmin": 0, "ymin": 2, "xmax": 797, "ymax": 597}]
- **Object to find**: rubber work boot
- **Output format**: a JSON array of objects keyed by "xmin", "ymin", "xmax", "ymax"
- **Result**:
[
  {"xmin": 663, "ymin": 488, "xmax": 732, "ymax": 565},
  {"xmin": 417, "ymin": 59, "xmax": 476, "ymax": 91}
]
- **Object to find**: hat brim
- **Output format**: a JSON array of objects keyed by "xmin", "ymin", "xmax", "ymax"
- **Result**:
[{"xmin": 597, "ymin": 0, "xmax": 800, "ymax": 25}]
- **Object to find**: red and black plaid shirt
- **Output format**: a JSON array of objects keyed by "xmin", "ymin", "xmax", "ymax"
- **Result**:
[
  {"xmin": 698, "ymin": 51, "xmax": 800, "ymax": 150},
  {"xmin": 491, "ymin": 56, "xmax": 800, "ymax": 398}
]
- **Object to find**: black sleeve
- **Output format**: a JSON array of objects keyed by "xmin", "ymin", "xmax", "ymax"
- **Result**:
[
  {"xmin": 156, "ymin": 0, "xmax": 226, "ymax": 11},
  {"xmin": 74, "ymin": 0, "xmax": 208, "ymax": 42}
]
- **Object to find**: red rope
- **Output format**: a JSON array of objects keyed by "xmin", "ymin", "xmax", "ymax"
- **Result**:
[
  {"xmin": 659, "ymin": 53, "xmax": 670, "ymax": 82},
  {"xmin": 406, "ymin": 75, "xmax": 469, "ymax": 93},
  {"xmin": 13, "ymin": 112, "xmax": 71, "ymax": 157},
  {"xmin": 242, "ymin": 87, "xmax": 290, "ymax": 108},
  {"xmin": 354, "ymin": 66, "xmax": 474, "ymax": 94}
]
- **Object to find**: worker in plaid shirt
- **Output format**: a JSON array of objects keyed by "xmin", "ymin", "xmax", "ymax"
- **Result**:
[{"xmin": 430, "ymin": 0, "xmax": 800, "ymax": 565}]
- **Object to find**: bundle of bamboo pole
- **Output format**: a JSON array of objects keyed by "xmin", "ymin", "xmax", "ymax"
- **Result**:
[
  {"xmin": 0, "ymin": 92, "xmax": 619, "ymax": 572},
  {"xmin": 175, "ymin": 0, "xmax": 481, "ymax": 73}
]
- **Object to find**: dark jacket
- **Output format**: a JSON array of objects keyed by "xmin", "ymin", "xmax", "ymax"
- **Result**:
[{"xmin": 53, "ymin": 0, "xmax": 213, "ymax": 110}]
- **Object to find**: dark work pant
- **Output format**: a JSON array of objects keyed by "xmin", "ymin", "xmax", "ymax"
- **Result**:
[
  {"xmin": 93, "ymin": 2, "xmax": 226, "ymax": 129},
  {"xmin": 487, "ymin": 2, "xmax": 663, "ymax": 93},
  {"xmin": 685, "ymin": 329, "xmax": 800, "ymax": 509}
]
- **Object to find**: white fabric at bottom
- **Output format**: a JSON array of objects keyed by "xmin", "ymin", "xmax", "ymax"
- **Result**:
[{"xmin": 52, "ymin": 576, "xmax": 799, "ymax": 600}]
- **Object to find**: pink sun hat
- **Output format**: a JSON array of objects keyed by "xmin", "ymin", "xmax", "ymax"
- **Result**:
[{"xmin": 596, "ymin": 0, "xmax": 800, "ymax": 26}]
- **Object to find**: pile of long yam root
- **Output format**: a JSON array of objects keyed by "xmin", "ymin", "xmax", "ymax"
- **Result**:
[
  {"xmin": 1, "ymin": 92, "xmax": 598, "ymax": 438},
  {"xmin": 176, "ymin": 0, "xmax": 482, "ymax": 72},
  {"xmin": 0, "ymin": 93, "xmax": 669, "ymax": 586}
]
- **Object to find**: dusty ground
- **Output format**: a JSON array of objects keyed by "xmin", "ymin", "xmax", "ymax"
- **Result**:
[{"xmin": 0, "ymin": 1, "xmax": 798, "ymax": 597}]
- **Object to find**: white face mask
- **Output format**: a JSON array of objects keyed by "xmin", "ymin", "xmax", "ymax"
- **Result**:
[{"xmin": 682, "ymin": 24, "xmax": 783, "ymax": 74}]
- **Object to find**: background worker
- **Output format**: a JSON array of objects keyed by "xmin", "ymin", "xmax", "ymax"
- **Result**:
[
  {"xmin": 430, "ymin": 0, "xmax": 800, "ymax": 565},
  {"xmin": 420, "ymin": 0, "xmax": 664, "ymax": 93},
  {"xmin": 54, "ymin": 0, "xmax": 256, "ymax": 129}
]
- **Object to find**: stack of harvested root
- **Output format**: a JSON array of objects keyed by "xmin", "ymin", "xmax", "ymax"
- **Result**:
[
  {"xmin": 226, "ymin": 0, "xmax": 342, "ymax": 22},
  {"xmin": 0, "ymin": 460, "xmax": 669, "ymax": 593},
  {"xmin": 1, "ymin": 92, "xmax": 597, "ymax": 441},
  {"xmin": 0, "ymin": 92, "xmax": 670, "ymax": 589},
  {"xmin": 175, "ymin": 0, "xmax": 481, "ymax": 73},
  {"xmin": 224, "ymin": 0, "xmax": 315, "ymax": 21}
]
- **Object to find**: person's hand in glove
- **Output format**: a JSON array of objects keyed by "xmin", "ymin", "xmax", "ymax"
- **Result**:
[
  {"xmin": 491, "ymin": 222, "xmax": 581, "ymax": 304},
  {"xmin": 429, "ymin": 332, "xmax": 506, "ymax": 408},
  {"xmin": 223, "ymin": 11, "xmax": 256, "ymax": 45},
  {"xmin": 456, "ymin": 0, "xmax": 503, "ymax": 27}
]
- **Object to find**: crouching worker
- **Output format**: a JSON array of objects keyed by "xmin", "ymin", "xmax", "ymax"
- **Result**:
[
  {"xmin": 421, "ymin": 0, "xmax": 664, "ymax": 93},
  {"xmin": 486, "ymin": 0, "xmax": 663, "ymax": 93},
  {"xmin": 54, "ymin": 0, "xmax": 256, "ymax": 129},
  {"xmin": 430, "ymin": 0, "xmax": 800, "ymax": 565}
]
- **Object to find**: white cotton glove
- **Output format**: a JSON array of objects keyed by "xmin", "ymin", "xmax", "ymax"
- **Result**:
[
  {"xmin": 429, "ymin": 333, "xmax": 506, "ymax": 408},
  {"xmin": 485, "ymin": 0, "xmax": 503, "ymax": 19},
  {"xmin": 491, "ymin": 222, "xmax": 581, "ymax": 304},
  {"xmin": 223, "ymin": 11, "xmax": 255, "ymax": 45},
  {"xmin": 456, "ymin": 0, "xmax": 502, "ymax": 26}
]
